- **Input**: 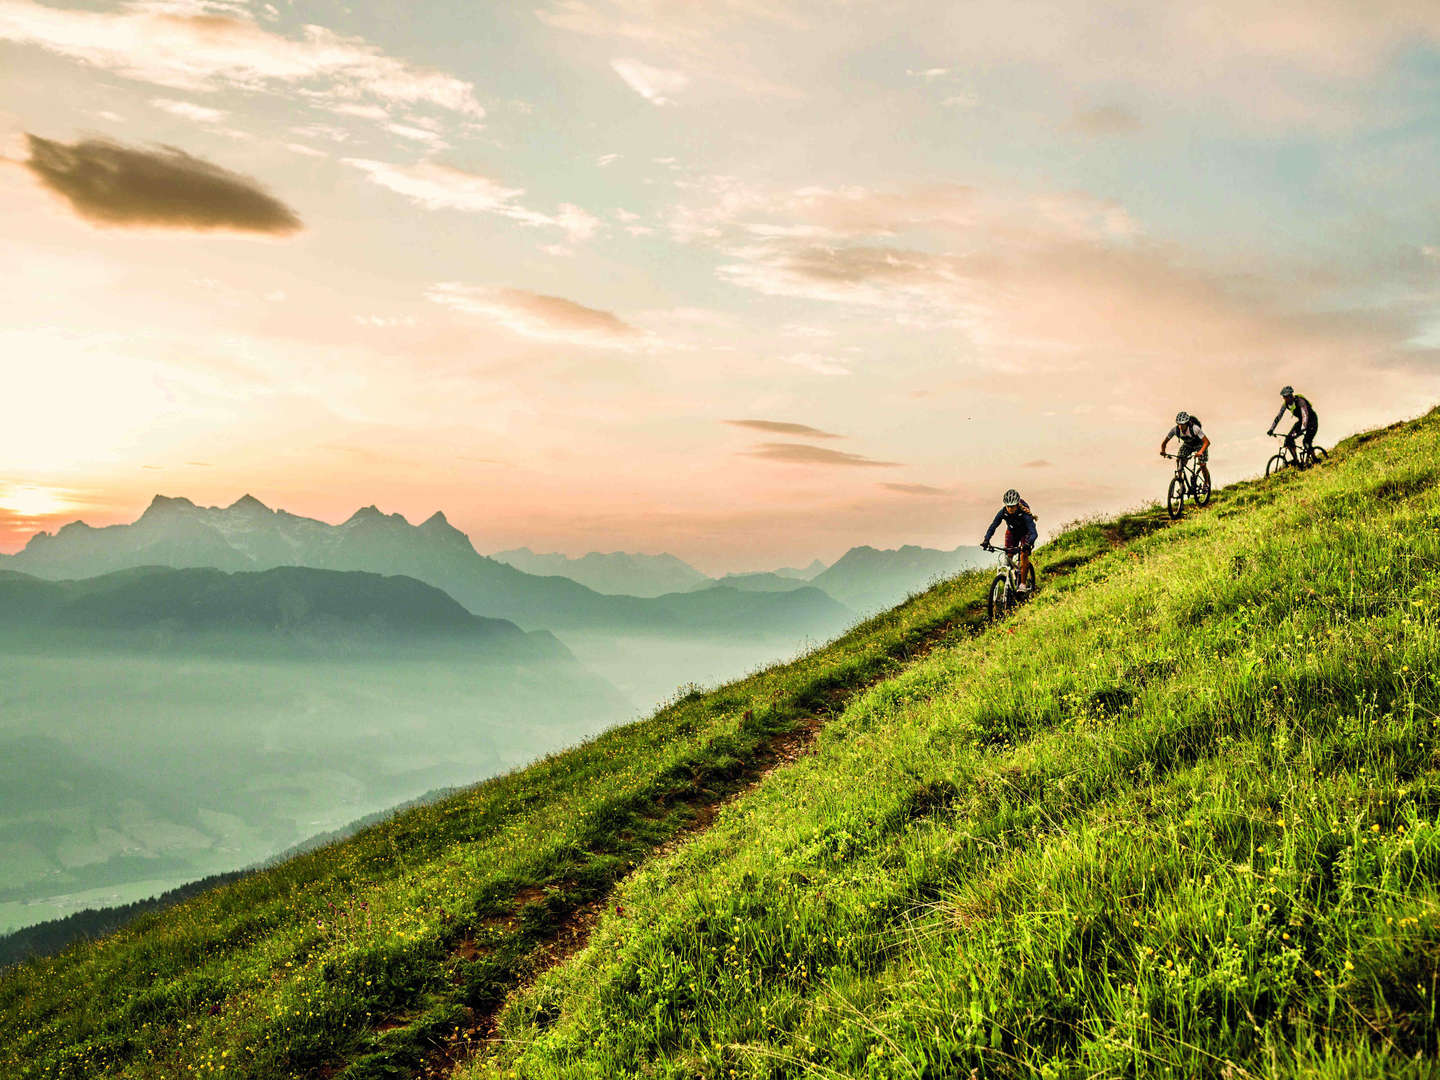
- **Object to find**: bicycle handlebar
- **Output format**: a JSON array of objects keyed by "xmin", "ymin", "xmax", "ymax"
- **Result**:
[{"xmin": 982, "ymin": 544, "xmax": 1024, "ymax": 554}]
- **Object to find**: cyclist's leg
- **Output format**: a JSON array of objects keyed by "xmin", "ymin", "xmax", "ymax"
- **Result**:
[
  {"xmin": 1019, "ymin": 534, "xmax": 1035, "ymax": 590},
  {"xmin": 1285, "ymin": 422, "xmax": 1301, "ymax": 459},
  {"xmin": 1304, "ymin": 418, "xmax": 1318, "ymax": 454}
]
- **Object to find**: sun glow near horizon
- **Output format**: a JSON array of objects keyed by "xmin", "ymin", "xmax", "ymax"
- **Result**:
[{"xmin": 0, "ymin": 485, "xmax": 76, "ymax": 519}]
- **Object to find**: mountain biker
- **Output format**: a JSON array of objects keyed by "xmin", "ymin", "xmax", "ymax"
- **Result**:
[
  {"xmin": 1160, "ymin": 411, "xmax": 1210, "ymax": 470},
  {"xmin": 1268, "ymin": 386, "xmax": 1318, "ymax": 462},
  {"xmin": 981, "ymin": 489, "xmax": 1037, "ymax": 592}
]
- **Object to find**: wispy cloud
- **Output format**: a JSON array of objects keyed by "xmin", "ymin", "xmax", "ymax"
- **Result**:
[
  {"xmin": 23, "ymin": 133, "xmax": 301, "ymax": 234},
  {"xmin": 152, "ymin": 97, "xmax": 227, "ymax": 123},
  {"xmin": 881, "ymin": 482, "xmax": 952, "ymax": 496},
  {"xmin": 745, "ymin": 442, "xmax": 900, "ymax": 467},
  {"xmin": 725, "ymin": 419, "xmax": 842, "ymax": 439},
  {"xmin": 610, "ymin": 58, "xmax": 689, "ymax": 104},
  {"xmin": 426, "ymin": 283, "xmax": 640, "ymax": 347},
  {"xmin": 1069, "ymin": 104, "xmax": 1142, "ymax": 135},
  {"xmin": 1022, "ymin": 459, "xmax": 1052, "ymax": 468},
  {"xmin": 344, "ymin": 157, "xmax": 599, "ymax": 242},
  {"xmin": 0, "ymin": 0, "xmax": 485, "ymax": 116}
]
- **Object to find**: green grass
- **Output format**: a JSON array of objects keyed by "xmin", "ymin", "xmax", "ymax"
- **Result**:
[{"xmin": 3, "ymin": 409, "xmax": 1438, "ymax": 1079}]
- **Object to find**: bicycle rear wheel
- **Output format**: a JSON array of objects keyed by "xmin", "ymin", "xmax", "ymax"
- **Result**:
[
  {"xmin": 1194, "ymin": 464, "xmax": 1212, "ymax": 506},
  {"xmin": 1309, "ymin": 446, "xmax": 1328, "ymax": 466},
  {"xmin": 1167, "ymin": 476, "xmax": 1184, "ymax": 519},
  {"xmin": 1265, "ymin": 453, "xmax": 1286, "ymax": 478},
  {"xmin": 988, "ymin": 575, "xmax": 1009, "ymax": 621}
]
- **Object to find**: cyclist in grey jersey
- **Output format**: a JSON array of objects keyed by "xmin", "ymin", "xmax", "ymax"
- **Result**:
[
  {"xmin": 1268, "ymin": 387, "xmax": 1318, "ymax": 458},
  {"xmin": 1160, "ymin": 411, "xmax": 1210, "ymax": 464}
]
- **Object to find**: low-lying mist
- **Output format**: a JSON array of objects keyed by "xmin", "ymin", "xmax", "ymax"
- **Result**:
[{"xmin": 0, "ymin": 648, "xmax": 631, "ymax": 935}]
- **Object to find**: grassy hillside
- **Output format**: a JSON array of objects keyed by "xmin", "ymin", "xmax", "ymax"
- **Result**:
[{"xmin": 4, "ymin": 410, "xmax": 1439, "ymax": 1078}]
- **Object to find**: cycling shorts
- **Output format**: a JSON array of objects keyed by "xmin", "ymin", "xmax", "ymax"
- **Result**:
[{"xmin": 1005, "ymin": 525, "xmax": 1036, "ymax": 550}]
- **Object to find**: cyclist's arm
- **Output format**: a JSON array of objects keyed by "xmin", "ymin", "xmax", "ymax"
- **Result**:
[
  {"xmin": 1160, "ymin": 428, "xmax": 1173, "ymax": 454},
  {"xmin": 980, "ymin": 508, "xmax": 1004, "ymax": 547},
  {"xmin": 1269, "ymin": 405, "xmax": 1285, "ymax": 434},
  {"xmin": 1298, "ymin": 399, "xmax": 1313, "ymax": 427},
  {"xmin": 1189, "ymin": 424, "xmax": 1209, "ymax": 458}
]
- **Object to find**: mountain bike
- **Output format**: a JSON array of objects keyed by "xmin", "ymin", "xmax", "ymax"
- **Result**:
[
  {"xmin": 982, "ymin": 544, "xmax": 1035, "ymax": 621},
  {"xmin": 1265, "ymin": 432, "xmax": 1328, "ymax": 477},
  {"xmin": 1162, "ymin": 452, "xmax": 1211, "ymax": 519}
]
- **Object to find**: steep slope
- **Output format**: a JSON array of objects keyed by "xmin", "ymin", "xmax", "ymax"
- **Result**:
[
  {"xmin": 0, "ymin": 498, "xmax": 845, "ymax": 637},
  {"xmin": 811, "ymin": 541, "xmax": 989, "ymax": 612},
  {"xmin": 490, "ymin": 548, "xmax": 711, "ymax": 597},
  {"xmin": 4, "ymin": 410, "xmax": 1438, "ymax": 1080}
]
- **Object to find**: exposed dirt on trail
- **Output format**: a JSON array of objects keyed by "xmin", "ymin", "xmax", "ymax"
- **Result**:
[{"xmin": 390, "ymin": 613, "xmax": 987, "ymax": 1080}]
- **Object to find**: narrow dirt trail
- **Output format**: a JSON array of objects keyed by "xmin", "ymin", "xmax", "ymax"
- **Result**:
[{"xmin": 399, "ymin": 599, "xmax": 1011, "ymax": 1080}]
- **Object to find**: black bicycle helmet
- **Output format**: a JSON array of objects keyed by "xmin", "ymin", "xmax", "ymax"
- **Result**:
[
  {"xmin": 1003, "ymin": 488, "xmax": 1020, "ymax": 507},
  {"xmin": 1280, "ymin": 386, "xmax": 1294, "ymax": 397}
]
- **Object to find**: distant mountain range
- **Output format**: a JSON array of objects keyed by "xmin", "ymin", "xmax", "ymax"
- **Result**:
[
  {"xmin": 0, "ymin": 497, "xmax": 853, "ymax": 639},
  {"xmin": 0, "ymin": 565, "xmax": 570, "ymax": 661},
  {"xmin": 808, "ymin": 544, "xmax": 990, "ymax": 612},
  {"xmin": 491, "ymin": 547, "xmax": 711, "ymax": 598}
]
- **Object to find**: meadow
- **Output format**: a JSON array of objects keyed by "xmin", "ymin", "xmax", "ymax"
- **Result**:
[{"xmin": 3, "ymin": 409, "xmax": 1437, "ymax": 1079}]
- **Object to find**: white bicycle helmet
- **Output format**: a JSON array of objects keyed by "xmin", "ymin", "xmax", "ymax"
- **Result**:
[
  {"xmin": 1003, "ymin": 488, "xmax": 1020, "ymax": 507},
  {"xmin": 1175, "ymin": 410, "xmax": 1190, "ymax": 424}
]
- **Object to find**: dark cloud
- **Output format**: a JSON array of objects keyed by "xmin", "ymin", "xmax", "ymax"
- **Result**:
[
  {"xmin": 1022, "ymin": 459, "xmax": 1052, "ymax": 468},
  {"xmin": 725, "ymin": 419, "xmax": 843, "ymax": 439},
  {"xmin": 880, "ymin": 482, "xmax": 952, "ymax": 496},
  {"xmin": 24, "ymin": 134, "xmax": 302, "ymax": 234},
  {"xmin": 746, "ymin": 442, "xmax": 900, "ymax": 467},
  {"xmin": 1069, "ymin": 105, "xmax": 1143, "ymax": 136}
]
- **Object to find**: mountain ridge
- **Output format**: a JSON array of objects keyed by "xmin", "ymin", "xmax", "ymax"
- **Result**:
[{"xmin": 2, "ymin": 497, "xmax": 854, "ymax": 639}]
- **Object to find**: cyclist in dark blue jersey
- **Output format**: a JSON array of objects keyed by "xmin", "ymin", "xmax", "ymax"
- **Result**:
[{"xmin": 981, "ymin": 489, "xmax": 1037, "ymax": 591}]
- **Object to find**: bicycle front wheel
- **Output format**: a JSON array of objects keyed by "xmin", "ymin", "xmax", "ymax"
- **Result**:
[
  {"xmin": 1265, "ymin": 453, "xmax": 1286, "ymax": 478},
  {"xmin": 988, "ymin": 575, "xmax": 1009, "ymax": 621},
  {"xmin": 1194, "ymin": 464, "xmax": 1212, "ymax": 506},
  {"xmin": 1167, "ymin": 476, "xmax": 1184, "ymax": 519}
]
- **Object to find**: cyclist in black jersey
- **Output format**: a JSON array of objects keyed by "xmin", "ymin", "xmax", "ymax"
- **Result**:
[
  {"xmin": 981, "ymin": 489, "xmax": 1037, "ymax": 592},
  {"xmin": 1268, "ymin": 386, "xmax": 1318, "ymax": 460},
  {"xmin": 1160, "ymin": 410, "xmax": 1210, "ymax": 466}
]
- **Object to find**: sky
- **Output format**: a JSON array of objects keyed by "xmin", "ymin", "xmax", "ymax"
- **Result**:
[{"xmin": 2, "ymin": 0, "xmax": 1440, "ymax": 572}]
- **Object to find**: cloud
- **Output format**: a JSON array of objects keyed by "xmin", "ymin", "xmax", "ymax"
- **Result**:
[
  {"xmin": 344, "ymin": 157, "xmax": 600, "ymax": 242},
  {"xmin": 881, "ymin": 482, "xmax": 952, "ymax": 496},
  {"xmin": 610, "ymin": 58, "xmax": 689, "ymax": 104},
  {"xmin": 724, "ymin": 419, "xmax": 843, "ymax": 439},
  {"xmin": 426, "ymin": 283, "xmax": 640, "ymax": 347},
  {"xmin": 23, "ymin": 133, "xmax": 301, "ymax": 234},
  {"xmin": 1021, "ymin": 459, "xmax": 1052, "ymax": 468},
  {"xmin": 345, "ymin": 157, "xmax": 522, "ymax": 212},
  {"xmin": 745, "ymin": 442, "xmax": 900, "ymax": 467},
  {"xmin": 1069, "ymin": 104, "xmax": 1142, "ymax": 135},
  {"xmin": 152, "ymin": 97, "xmax": 227, "ymax": 123},
  {"xmin": 0, "ymin": 0, "xmax": 485, "ymax": 116}
]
